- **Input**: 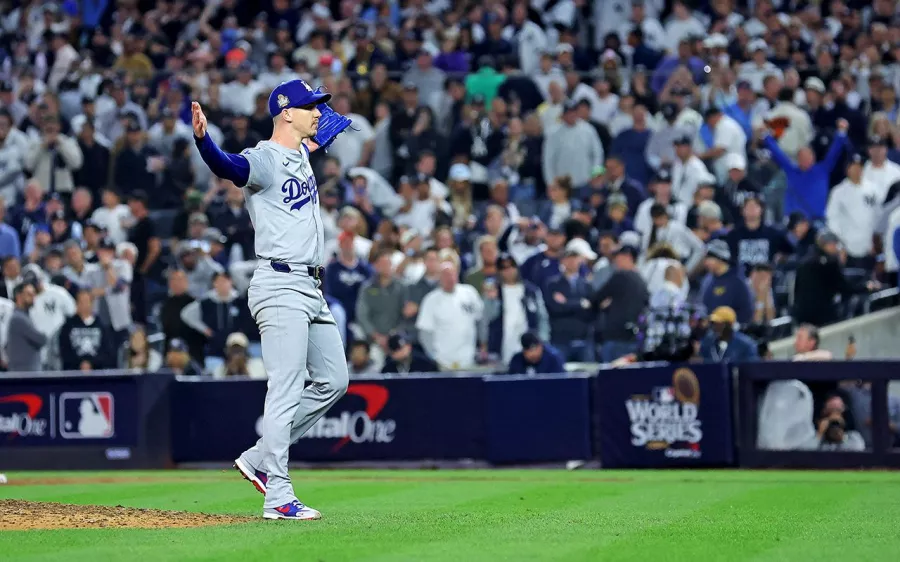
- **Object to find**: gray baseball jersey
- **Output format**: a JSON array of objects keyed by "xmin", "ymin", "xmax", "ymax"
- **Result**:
[
  {"xmin": 235, "ymin": 139, "xmax": 349, "ymax": 511},
  {"xmin": 240, "ymin": 141, "xmax": 325, "ymax": 266}
]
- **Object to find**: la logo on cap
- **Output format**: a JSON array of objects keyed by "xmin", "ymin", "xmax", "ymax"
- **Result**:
[
  {"xmin": 301, "ymin": 80, "xmax": 312, "ymax": 92},
  {"xmin": 277, "ymin": 93, "xmax": 289, "ymax": 108}
]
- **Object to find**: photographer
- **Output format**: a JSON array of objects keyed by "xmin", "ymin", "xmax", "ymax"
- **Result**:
[
  {"xmin": 23, "ymin": 116, "xmax": 83, "ymax": 201},
  {"xmin": 816, "ymin": 395, "xmax": 865, "ymax": 451}
]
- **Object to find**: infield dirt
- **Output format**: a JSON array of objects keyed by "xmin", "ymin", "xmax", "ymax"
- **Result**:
[{"xmin": 0, "ymin": 499, "xmax": 251, "ymax": 530}]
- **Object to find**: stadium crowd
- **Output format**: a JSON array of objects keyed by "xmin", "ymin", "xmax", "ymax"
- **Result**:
[{"xmin": 0, "ymin": 0, "xmax": 898, "ymax": 377}]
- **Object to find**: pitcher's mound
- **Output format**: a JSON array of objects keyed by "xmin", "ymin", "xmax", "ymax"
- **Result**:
[{"xmin": 0, "ymin": 500, "xmax": 252, "ymax": 530}]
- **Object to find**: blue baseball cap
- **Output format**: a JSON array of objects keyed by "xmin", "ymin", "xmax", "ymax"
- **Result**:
[{"xmin": 268, "ymin": 80, "xmax": 331, "ymax": 118}]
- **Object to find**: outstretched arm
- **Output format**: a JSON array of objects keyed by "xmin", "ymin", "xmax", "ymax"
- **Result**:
[
  {"xmin": 821, "ymin": 119, "xmax": 850, "ymax": 173},
  {"xmin": 192, "ymin": 102, "xmax": 251, "ymax": 187}
]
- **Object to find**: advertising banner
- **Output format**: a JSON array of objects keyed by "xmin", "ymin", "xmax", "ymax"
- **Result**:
[
  {"xmin": 172, "ymin": 375, "xmax": 486, "ymax": 462},
  {"xmin": 0, "ymin": 378, "xmax": 139, "ymax": 447},
  {"xmin": 595, "ymin": 364, "xmax": 734, "ymax": 468},
  {"xmin": 484, "ymin": 374, "xmax": 593, "ymax": 463}
]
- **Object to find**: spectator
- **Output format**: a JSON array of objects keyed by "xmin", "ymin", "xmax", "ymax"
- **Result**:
[
  {"xmin": 113, "ymin": 122, "xmax": 163, "ymax": 197},
  {"xmin": 699, "ymin": 240, "xmax": 753, "ymax": 325},
  {"xmin": 126, "ymin": 191, "xmax": 162, "ymax": 320},
  {"xmin": 159, "ymin": 268, "xmax": 203, "ymax": 361},
  {"xmin": 164, "ymin": 337, "xmax": 203, "ymax": 377},
  {"xmin": 175, "ymin": 240, "xmax": 224, "ymax": 300},
  {"xmin": 762, "ymin": 119, "xmax": 849, "ymax": 221},
  {"xmin": 89, "ymin": 188, "xmax": 133, "ymax": 246},
  {"xmin": 416, "ymin": 256, "xmax": 484, "ymax": 370},
  {"xmin": 180, "ymin": 271, "xmax": 256, "ymax": 361},
  {"xmin": 792, "ymin": 324, "xmax": 833, "ymax": 362},
  {"xmin": 542, "ymin": 100, "xmax": 604, "ymax": 189},
  {"xmin": 545, "ymin": 247, "xmax": 595, "ymax": 362},
  {"xmin": 793, "ymin": 231, "xmax": 878, "ymax": 327},
  {"xmin": 671, "ymin": 134, "xmax": 712, "ymax": 203},
  {"xmin": 726, "ymin": 196, "xmax": 792, "ymax": 275},
  {"xmin": 483, "ymin": 253, "xmax": 549, "ymax": 364},
  {"xmin": 640, "ymin": 203, "xmax": 705, "ymax": 273},
  {"xmin": 355, "ymin": 250, "xmax": 404, "ymax": 357},
  {"xmin": 697, "ymin": 107, "xmax": 747, "ymax": 184},
  {"xmin": 521, "ymin": 226, "xmax": 567, "ymax": 290},
  {"xmin": 121, "ymin": 324, "xmax": 163, "ymax": 372},
  {"xmin": 464, "ymin": 235, "xmax": 500, "ymax": 293},
  {"xmin": 23, "ymin": 265, "xmax": 75, "ymax": 369},
  {"xmin": 5, "ymin": 282, "xmax": 47, "ymax": 372},
  {"xmin": 594, "ymin": 193, "xmax": 635, "ymax": 237},
  {"xmin": 0, "ymin": 203, "xmax": 21, "ymax": 259},
  {"xmin": 610, "ymin": 105, "xmax": 653, "ymax": 187},
  {"xmin": 398, "ymin": 247, "xmax": 440, "ymax": 344},
  {"xmin": 593, "ymin": 246, "xmax": 648, "ymax": 363},
  {"xmin": 58, "ymin": 289, "xmax": 115, "ymax": 371},
  {"xmin": 699, "ymin": 306, "xmax": 759, "ymax": 363},
  {"xmin": 635, "ymin": 170, "xmax": 689, "ymax": 240},
  {"xmin": 507, "ymin": 332, "xmax": 565, "ymax": 375},
  {"xmin": 381, "ymin": 332, "xmax": 438, "ymax": 374},
  {"xmin": 0, "ymin": 257, "xmax": 21, "ymax": 300},
  {"xmin": 0, "ymin": 109, "xmax": 27, "ymax": 202},
  {"xmin": 325, "ymin": 231, "xmax": 373, "ymax": 334},
  {"xmin": 719, "ymin": 154, "xmax": 762, "ymax": 228},
  {"xmin": 212, "ymin": 332, "xmax": 266, "ymax": 379},
  {"xmin": 863, "ymin": 135, "xmax": 900, "ymax": 204},
  {"xmin": 86, "ymin": 237, "xmax": 133, "ymax": 343},
  {"xmin": 348, "ymin": 339, "xmax": 378, "ymax": 376},
  {"xmin": 23, "ymin": 115, "xmax": 83, "ymax": 200},
  {"xmin": 641, "ymin": 243, "xmax": 690, "ymax": 305},
  {"xmin": 826, "ymin": 154, "xmax": 881, "ymax": 269},
  {"xmin": 599, "ymin": 156, "xmax": 647, "ymax": 214}
]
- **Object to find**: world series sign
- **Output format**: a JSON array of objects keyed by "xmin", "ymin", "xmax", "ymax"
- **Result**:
[{"xmin": 596, "ymin": 364, "xmax": 735, "ymax": 468}]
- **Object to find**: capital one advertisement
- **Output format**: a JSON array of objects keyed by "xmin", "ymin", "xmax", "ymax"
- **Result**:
[
  {"xmin": 172, "ymin": 376, "xmax": 485, "ymax": 462},
  {"xmin": 595, "ymin": 364, "xmax": 734, "ymax": 468},
  {"xmin": 0, "ymin": 382, "xmax": 137, "ymax": 447}
]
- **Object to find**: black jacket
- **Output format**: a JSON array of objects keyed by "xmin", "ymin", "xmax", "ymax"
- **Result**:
[
  {"xmin": 793, "ymin": 247, "xmax": 867, "ymax": 326},
  {"xmin": 381, "ymin": 351, "xmax": 438, "ymax": 374},
  {"xmin": 160, "ymin": 294, "xmax": 204, "ymax": 361},
  {"xmin": 544, "ymin": 273, "xmax": 594, "ymax": 345},
  {"xmin": 58, "ymin": 315, "xmax": 115, "ymax": 371},
  {"xmin": 592, "ymin": 269, "xmax": 649, "ymax": 342}
]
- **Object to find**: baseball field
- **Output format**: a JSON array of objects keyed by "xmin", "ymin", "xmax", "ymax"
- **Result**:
[{"xmin": 0, "ymin": 469, "xmax": 898, "ymax": 561}]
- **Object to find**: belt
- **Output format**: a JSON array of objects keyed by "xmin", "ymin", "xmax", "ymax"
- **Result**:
[{"xmin": 270, "ymin": 261, "xmax": 324, "ymax": 280}]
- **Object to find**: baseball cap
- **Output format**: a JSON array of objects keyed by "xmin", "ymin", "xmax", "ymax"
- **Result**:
[
  {"xmin": 607, "ymin": 193, "xmax": 628, "ymax": 209},
  {"xmin": 615, "ymin": 245, "xmax": 639, "ymax": 260},
  {"xmin": 804, "ymin": 77, "xmax": 826, "ymax": 93},
  {"xmin": 520, "ymin": 332, "xmax": 541, "ymax": 351},
  {"xmin": 590, "ymin": 165, "xmax": 606, "ymax": 178},
  {"xmin": 709, "ymin": 306, "xmax": 737, "ymax": 324},
  {"xmin": 226, "ymin": 332, "xmax": 250, "ymax": 348},
  {"xmin": 448, "ymin": 163, "xmax": 472, "ymax": 182},
  {"xmin": 817, "ymin": 229, "xmax": 840, "ymax": 246},
  {"xmin": 169, "ymin": 338, "xmax": 189, "ymax": 352},
  {"xmin": 497, "ymin": 252, "xmax": 518, "ymax": 269},
  {"xmin": 724, "ymin": 153, "xmax": 747, "ymax": 171},
  {"xmin": 50, "ymin": 209, "xmax": 66, "ymax": 221},
  {"xmin": 849, "ymin": 152, "xmax": 866, "ymax": 166},
  {"xmin": 268, "ymin": 79, "xmax": 331, "ymax": 118},
  {"xmin": 706, "ymin": 239, "xmax": 731, "ymax": 262},
  {"xmin": 869, "ymin": 135, "xmax": 890, "ymax": 148},
  {"xmin": 661, "ymin": 102, "xmax": 678, "ymax": 120},
  {"xmin": 673, "ymin": 134, "xmax": 692, "ymax": 145},
  {"xmin": 98, "ymin": 236, "xmax": 116, "ymax": 250},
  {"xmin": 736, "ymin": 80, "xmax": 753, "ymax": 91},
  {"xmin": 565, "ymin": 238, "xmax": 598, "ymax": 261},
  {"xmin": 125, "ymin": 121, "xmax": 142, "ymax": 133},
  {"xmin": 204, "ymin": 227, "xmax": 227, "ymax": 244},
  {"xmin": 652, "ymin": 168, "xmax": 673, "ymax": 183},
  {"xmin": 388, "ymin": 332, "xmax": 409, "ymax": 352},
  {"xmin": 189, "ymin": 212, "xmax": 209, "ymax": 225},
  {"xmin": 698, "ymin": 201, "xmax": 722, "ymax": 220},
  {"xmin": 562, "ymin": 98, "xmax": 579, "ymax": 112}
]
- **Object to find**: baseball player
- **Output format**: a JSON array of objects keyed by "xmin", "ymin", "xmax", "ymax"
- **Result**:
[{"xmin": 192, "ymin": 79, "xmax": 352, "ymax": 520}]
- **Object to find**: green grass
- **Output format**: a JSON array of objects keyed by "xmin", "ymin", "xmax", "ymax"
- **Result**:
[{"xmin": 1, "ymin": 469, "xmax": 898, "ymax": 561}]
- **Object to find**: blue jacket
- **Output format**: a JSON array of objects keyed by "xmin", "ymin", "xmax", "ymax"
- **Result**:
[
  {"xmin": 700, "ymin": 268, "xmax": 753, "ymax": 325},
  {"xmin": 544, "ymin": 273, "xmax": 594, "ymax": 345},
  {"xmin": 521, "ymin": 251, "xmax": 561, "ymax": 291},
  {"xmin": 324, "ymin": 260, "xmax": 373, "ymax": 324},
  {"xmin": 764, "ymin": 133, "xmax": 847, "ymax": 219},
  {"xmin": 507, "ymin": 343, "xmax": 565, "ymax": 375},
  {"xmin": 487, "ymin": 281, "xmax": 544, "ymax": 356},
  {"xmin": 700, "ymin": 331, "xmax": 759, "ymax": 363},
  {"xmin": 610, "ymin": 130, "xmax": 653, "ymax": 188}
]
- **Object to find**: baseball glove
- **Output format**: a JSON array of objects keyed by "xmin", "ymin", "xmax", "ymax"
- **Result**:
[{"xmin": 313, "ymin": 102, "xmax": 354, "ymax": 151}]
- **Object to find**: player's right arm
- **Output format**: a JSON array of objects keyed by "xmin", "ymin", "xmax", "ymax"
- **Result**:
[{"xmin": 192, "ymin": 101, "xmax": 273, "ymax": 189}]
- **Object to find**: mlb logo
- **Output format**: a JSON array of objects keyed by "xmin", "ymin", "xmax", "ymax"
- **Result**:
[
  {"xmin": 652, "ymin": 387, "xmax": 675, "ymax": 404},
  {"xmin": 59, "ymin": 392, "xmax": 114, "ymax": 439}
]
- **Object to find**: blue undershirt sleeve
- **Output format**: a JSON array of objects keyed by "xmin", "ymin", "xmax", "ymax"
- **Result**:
[{"xmin": 194, "ymin": 134, "xmax": 251, "ymax": 187}]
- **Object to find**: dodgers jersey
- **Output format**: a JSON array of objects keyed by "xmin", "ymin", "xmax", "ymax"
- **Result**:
[{"xmin": 241, "ymin": 141, "xmax": 325, "ymax": 266}]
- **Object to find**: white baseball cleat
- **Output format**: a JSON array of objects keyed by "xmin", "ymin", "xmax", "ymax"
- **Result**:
[{"xmin": 263, "ymin": 500, "xmax": 322, "ymax": 520}]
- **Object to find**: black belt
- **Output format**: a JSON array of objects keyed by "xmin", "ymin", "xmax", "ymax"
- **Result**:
[{"xmin": 270, "ymin": 261, "xmax": 324, "ymax": 280}]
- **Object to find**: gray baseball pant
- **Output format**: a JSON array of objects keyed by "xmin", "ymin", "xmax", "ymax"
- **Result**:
[{"xmin": 238, "ymin": 262, "xmax": 349, "ymax": 508}]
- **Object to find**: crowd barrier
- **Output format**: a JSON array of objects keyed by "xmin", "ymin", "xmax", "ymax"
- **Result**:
[{"xmin": 2, "ymin": 362, "xmax": 899, "ymax": 469}]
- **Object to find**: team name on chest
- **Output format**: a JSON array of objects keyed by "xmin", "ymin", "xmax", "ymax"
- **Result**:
[{"xmin": 280, "ymin": 159, "xmax": 318, "ymax": 212}]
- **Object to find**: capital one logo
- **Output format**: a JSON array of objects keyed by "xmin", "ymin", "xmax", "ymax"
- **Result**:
[
  {"xmin": 0, "ymin": 393, "xmax": 48, "ymax": 438},
  {"xmin": 257, "ymin": 384, "xmax": 396, "ymax": 451}
]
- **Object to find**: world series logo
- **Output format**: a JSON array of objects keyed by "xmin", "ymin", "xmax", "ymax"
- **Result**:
[{"xmin": 625, "ymin": 368, "xmax": 703, "ymax": 459}]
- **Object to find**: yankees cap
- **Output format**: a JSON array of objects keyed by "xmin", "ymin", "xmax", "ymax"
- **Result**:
[{"xmin": 268, "ymin": 79, "xmax": 331, "ymax": 118}]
